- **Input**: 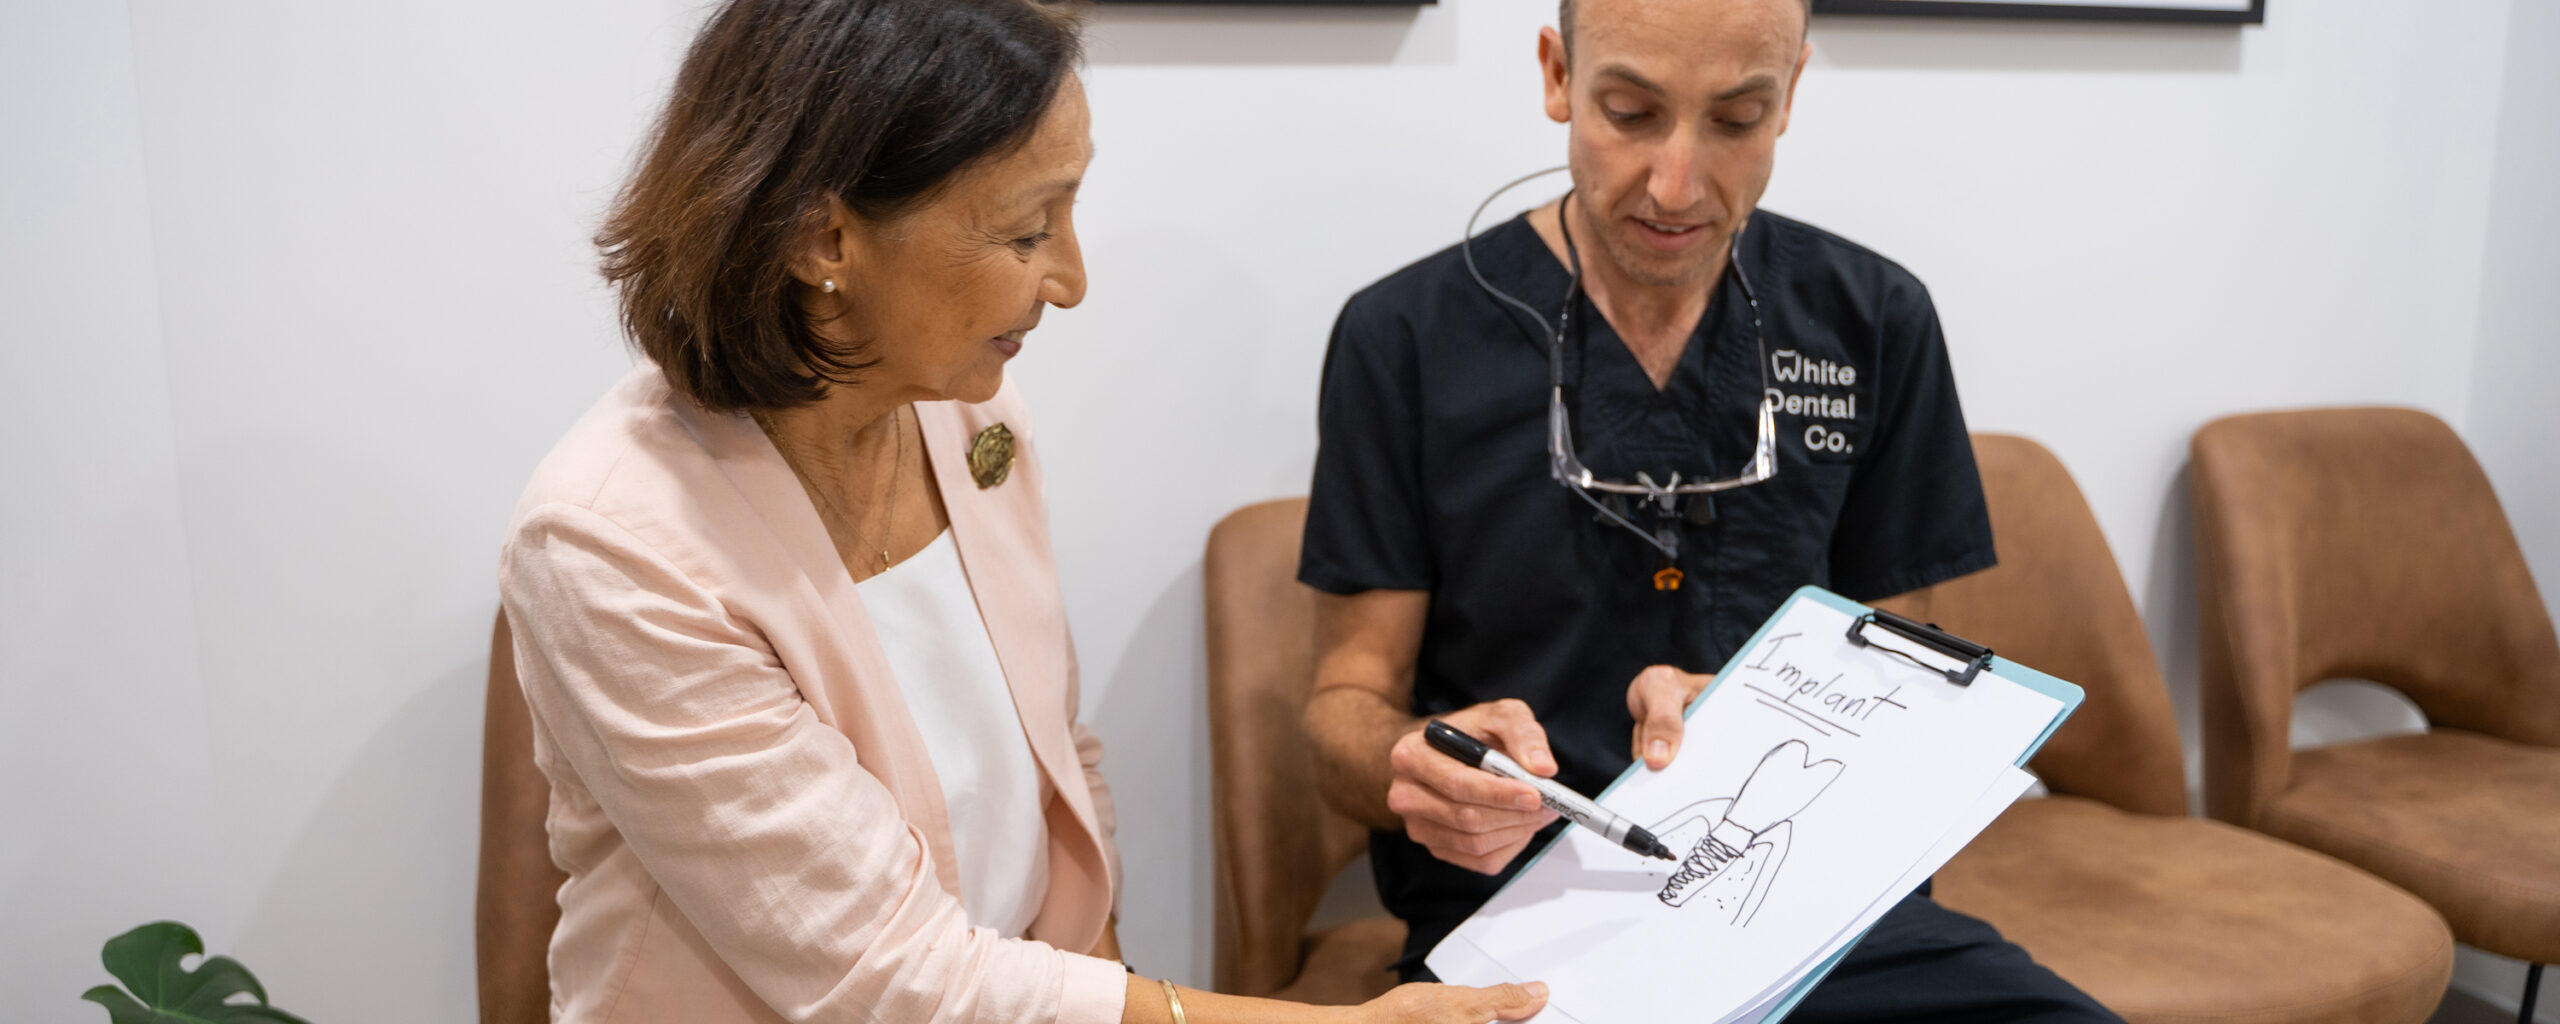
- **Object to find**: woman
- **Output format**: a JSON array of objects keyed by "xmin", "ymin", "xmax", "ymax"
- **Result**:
[{"xmin": 499, "ymin": 1, "xmax": 1548, "ymax": 1022}]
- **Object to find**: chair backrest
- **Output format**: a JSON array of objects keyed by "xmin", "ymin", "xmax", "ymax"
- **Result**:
[
  {"xmin": 2190, "ymin": 407, "xmax": 2560, "ymax": 825},
  {"xmin": 476, "ymin": 611, "xmax": 564, "ymax": 1024},
  {"xmin": 1885, "ymin": 435, "xmax": 2189, "ymax": 816},
  {"xmin": 1204, "ymin": 498, "xmax": 1376, "ymax": 998}
]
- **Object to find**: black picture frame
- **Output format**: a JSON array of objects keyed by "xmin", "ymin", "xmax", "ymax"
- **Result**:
[{"xmin": 1812, "ymin": 0, "xmax": 2262, "ymax": 24}]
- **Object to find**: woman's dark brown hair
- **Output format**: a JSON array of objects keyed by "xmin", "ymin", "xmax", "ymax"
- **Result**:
[{"xmin": 598, "ymin": 0, "xmax": 1084, "ymax": 412}]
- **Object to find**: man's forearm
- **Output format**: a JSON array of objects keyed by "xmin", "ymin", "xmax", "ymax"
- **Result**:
[
  {"xmin": 1303, "ymin": 589, "xmax": 1433, "ymax": 832},
  {"xmin": 1304, "ymin": 683, "xmax": 1418, "ymax": 831}
]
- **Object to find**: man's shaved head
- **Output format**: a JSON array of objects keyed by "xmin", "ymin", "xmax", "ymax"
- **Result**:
[
  {"xmin": 1560, "ymin": 0, "xmax": 1812, "ymax": 57},
  {"xmin": 1535, "ymin": 0, "xmax": 1812, "ymax": 289}
]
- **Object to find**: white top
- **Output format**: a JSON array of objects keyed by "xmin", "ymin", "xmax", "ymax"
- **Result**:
[{"xmin": 859, "ymin": 528, "xmax": 1051, "ymax": 937}]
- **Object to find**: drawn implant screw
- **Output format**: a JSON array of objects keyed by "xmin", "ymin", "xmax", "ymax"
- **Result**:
[
  {"xmin": 1660, "ymin": 836, "xmax": 1746, "ymax": 907},
  {"xmin": 1657, "ymin": 740, "xmax": 1846, "ymax": 908}
]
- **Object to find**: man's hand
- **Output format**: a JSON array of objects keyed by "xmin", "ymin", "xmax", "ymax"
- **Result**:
[
  {"xmin": 1627, "ymin": 665, "xmax": 1714, "ymax": 771},
  {"xmin": 1386, "ymin": 699, "xmax": 1562, "ymax": 875}
]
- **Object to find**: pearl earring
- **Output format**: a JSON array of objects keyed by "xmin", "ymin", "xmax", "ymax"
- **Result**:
[{"xmin": 821, "ymin": 279, "xmax": 836, "ymax": 294}]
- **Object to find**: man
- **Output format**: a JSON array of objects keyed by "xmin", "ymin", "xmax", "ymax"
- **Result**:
[{"xmin": 1297, "ymin": 0, "xmax": 2122, "ymax": 1019}]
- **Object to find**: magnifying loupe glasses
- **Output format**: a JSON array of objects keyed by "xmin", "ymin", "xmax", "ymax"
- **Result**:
[{"xmin": 1461, "ymin": 167, "xmax": 1780, "ymax": 578}]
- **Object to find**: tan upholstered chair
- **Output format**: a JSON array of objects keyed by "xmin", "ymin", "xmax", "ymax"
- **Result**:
[
  {"xmin": 2192, "ymin": 408, "xmax": 2560, "ymax": 1019},
  {"xmin": 477, "ymin": 612, "xmax": 565, "ymax": 1024},
  {"xmin": 1204, "ymin": 499, "xmax": 1403, "ymax": 1004},
  {"xmin": 1909, "ymin": 434, "xmax": 2454, "ymax": 1024}
]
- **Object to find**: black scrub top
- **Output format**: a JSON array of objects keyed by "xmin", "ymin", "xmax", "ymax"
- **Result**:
[{"xmin": 1299, "ymin": 209, "xmax": 1996, "ymax": 968}]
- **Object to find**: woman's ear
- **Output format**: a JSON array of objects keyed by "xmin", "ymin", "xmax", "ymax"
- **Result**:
[{"xmin": 789, "ymin": 195, "xmax": 863, "ymax": 292}]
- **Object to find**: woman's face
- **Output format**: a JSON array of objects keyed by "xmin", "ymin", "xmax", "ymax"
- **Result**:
[{"xmin": 806, "ymin": 74, "xmax": 1092, "ymax": 406}]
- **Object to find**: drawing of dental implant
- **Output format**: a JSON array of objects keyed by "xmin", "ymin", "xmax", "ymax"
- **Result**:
[{"xmin": 1652, "ymin": 740, "xmax": 1846, "ymax": 925}]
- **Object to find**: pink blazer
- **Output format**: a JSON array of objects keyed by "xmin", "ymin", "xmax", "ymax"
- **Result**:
[{"xmin": 499, "ymin": 365, "xmax": 1126, "ymax": 1024}]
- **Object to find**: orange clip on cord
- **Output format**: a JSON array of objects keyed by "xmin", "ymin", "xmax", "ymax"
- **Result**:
[{"xmin": 1653, "ymin": 567, "xmax": 1684, "ymax": 591}]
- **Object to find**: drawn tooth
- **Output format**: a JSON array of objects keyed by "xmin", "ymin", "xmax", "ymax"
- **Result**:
[
  {"xmin": 1725, "ymin": 741, "xmax": 1846, "ymax": 836},
  {"xmin": 1653, "ymin": 740, "xmax": 1848, "ymax": 916}
]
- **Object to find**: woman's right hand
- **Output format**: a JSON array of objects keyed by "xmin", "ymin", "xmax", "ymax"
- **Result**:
[{"xmin": 1352, "ymin": 980, "xmax": 1549, "ymax": 1023}]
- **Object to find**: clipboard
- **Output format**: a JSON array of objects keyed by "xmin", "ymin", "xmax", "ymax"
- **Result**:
[
  {"xmin": 1428, "ymin": 585, "xmax": 2085, "ymax": 1023},
  {"xmin": 1719, "ymin": 587, "xmax": 2082, "ymax": 1022}
]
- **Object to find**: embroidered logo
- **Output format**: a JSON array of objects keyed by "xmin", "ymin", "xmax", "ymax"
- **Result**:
[{"xmin": 1764, "ymin": 349, "xmax": 1864, "ymax": 455}]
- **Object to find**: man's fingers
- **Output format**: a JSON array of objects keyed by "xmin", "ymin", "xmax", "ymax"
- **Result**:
[
  {"xmin": 1629, "ymin": 666, "xmax": 1705, "ymax": 771},
  {"xmin": 1414, "ymin": 829, "xmax": 1537, "ymax": 868},
  {"xmin": 1408, "ymin": 813, "xmax": 1555, "ymax": 858},
  {"xmin": 1424, "ymin": 751, "xmax": 1547, "ymax": 810},
  {"xmin": 1394, "ymin": 732, "xmax": 1546, "ymax": 811},
  {"xmin": 1389, "ymin": 779, "xmax": 1553, "ymax": 839},
  {"xmin": 1416, "ymin": 835, "xmax": 1536, "ymax": 874},
  {"xmin": 1389, "ymin": 764, "xmax": 1548, "ymax": 821},
  {"xmin": 1636, "ymin": 699, "xmax": 1683, "ymax": 771},
  {"xmin": 1389, "ymin": 698, "xmax": 1563, "ymax": 876},
  {"xmin": 1400, "ymin": 782, "xmax": 1558, "ymax": 872},
  {"xmin": 1470, "ymin": 698, "xmax": 1557, "ymax": 777}
]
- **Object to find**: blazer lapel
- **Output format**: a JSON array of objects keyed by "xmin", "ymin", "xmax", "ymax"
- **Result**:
[
  {"xmin": 914, "ymin": 397, "xmax": 1102, "ymax": 844},
  {"xmin": 667, "ymin": 384, "xmax": 968, "ymax": 900}
]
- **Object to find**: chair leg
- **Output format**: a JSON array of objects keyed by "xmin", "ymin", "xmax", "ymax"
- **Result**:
[{"xmin": 2523, "ymin": 962, "xmax": 2544, "ymax": 1024}]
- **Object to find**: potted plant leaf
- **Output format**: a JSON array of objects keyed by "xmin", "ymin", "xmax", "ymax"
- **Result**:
[{"xmin": 81, "ymin": 922, "xmax": 315, "ymax": 1023}]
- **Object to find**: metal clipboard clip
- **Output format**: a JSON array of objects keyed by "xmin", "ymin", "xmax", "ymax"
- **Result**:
[{"xmin": 1845, "ymin": 608, "xmax": 1994, "ymax": 687}]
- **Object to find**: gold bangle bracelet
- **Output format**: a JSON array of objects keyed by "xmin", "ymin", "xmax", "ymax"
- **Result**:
[{"xmin": 1157, "ymin": 978, "xmax": 1188, "ymax": 1024}]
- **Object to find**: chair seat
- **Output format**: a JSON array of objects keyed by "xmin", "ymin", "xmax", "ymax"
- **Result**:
[
  {"xmin": 1935, "ymin": 796, "xmax": 2452, "ymax": 1024},
  {"xmin": 1267, "ymin": 916, "xmax": 1404, "ymax": 1007},
  {"xmin": 2261, "ymin": 728, "xmax": 2560, "ymax": 963}
]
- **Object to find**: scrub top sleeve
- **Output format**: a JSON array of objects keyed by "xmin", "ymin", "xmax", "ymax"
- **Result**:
[
  {"xmin": 1826, "ymin": 281, "xmax": 1997, "ymax": 602},
  {"xmin": 1300, "ymin": 292, "xmax": 1436, "ymax": 595}
]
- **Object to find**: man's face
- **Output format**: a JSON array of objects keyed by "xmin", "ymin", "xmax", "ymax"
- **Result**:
[{"xmin": 1542, "ymin": 0, "xmax": 1810, "ymax": 288}]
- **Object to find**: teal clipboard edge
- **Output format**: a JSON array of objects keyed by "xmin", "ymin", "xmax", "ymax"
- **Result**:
[
  {"xmin": 1424, "ymin": 584, "xmax": 2086, "ymax": 1021},
  {"xmin": 1739, "ymin": 587, "xmax": 2083, "ymax": 1022}
]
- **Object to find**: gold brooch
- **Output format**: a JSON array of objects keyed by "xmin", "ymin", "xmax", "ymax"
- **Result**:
[{"xmin": 968, "ymin": 423, "xmax": 1016, "ymax": 489}]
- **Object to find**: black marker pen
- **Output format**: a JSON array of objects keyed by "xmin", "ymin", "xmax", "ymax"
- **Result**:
[{"xmin": 1425, "ymin": 720, "xmax": 1677, "ymax": 862}]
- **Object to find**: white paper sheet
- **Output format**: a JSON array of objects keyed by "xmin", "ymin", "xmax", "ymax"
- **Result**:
[
  {"xmin": 1720, "ymin": 766, "xmax": 2040, "ymax": 1024},
  {"xmin": 1427, "ymin": 597, "xmax": 2064, "ymax": 1023}
]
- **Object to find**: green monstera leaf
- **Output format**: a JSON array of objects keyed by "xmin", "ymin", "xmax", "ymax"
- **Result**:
[{"xmin": 80, "ymin": 922, "xmax": 314, "ymax": 1024}]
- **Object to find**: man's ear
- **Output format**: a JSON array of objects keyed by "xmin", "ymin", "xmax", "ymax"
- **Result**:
[
  {"xmin": 1776, "ymin": 41, "xmax": 1812, "ymax": 137},
  {"xmin": 1537, "ymin": 26, "xmax": 1573, "ymax": 125},
  {"xmin": 789, "ymin": 195, "xmax": 863, "ymax": 291}
]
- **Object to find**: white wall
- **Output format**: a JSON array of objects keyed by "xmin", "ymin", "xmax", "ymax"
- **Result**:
[
  {"xmin": 2451, "ymin": 0, "xmax": 2560, "ymax": 1017},
  {"xmin": 0, "ymin": 0, "xmax": 228, "ymax": 1005},
  {"xmin": 112, "ymin": 2, "xmax": 718, "ymax": 1015},
  {"xmin": 2, "ymin": 0, "xmax": 2551, "ymax": 1018},
  {"xmin": 3, "ymin": 1, "xmax": 695, "ymax": 1016},
  {"xmin": 2470, "ymin": 0, "xmax": 2560, "ymax": 615}
]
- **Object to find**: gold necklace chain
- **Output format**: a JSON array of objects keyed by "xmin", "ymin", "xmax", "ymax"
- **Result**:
[
  {"xmin": 761, "ymin": 405, "xmax": 908, "ymax": 576},
  {"xmin": 862, "ymin": 408, "xmax": 906, "ymax": 573}
]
